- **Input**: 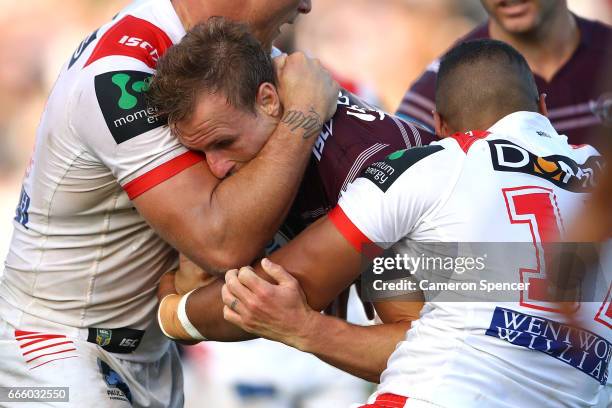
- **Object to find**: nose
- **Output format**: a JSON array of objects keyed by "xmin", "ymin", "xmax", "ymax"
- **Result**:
[
  {"xmin": 206, "ymin": 152, "xmax": 234, "ymax": 179},
  {"xmin": 298, "ymin": 0, "xmax": 312, "ymax": 14}
]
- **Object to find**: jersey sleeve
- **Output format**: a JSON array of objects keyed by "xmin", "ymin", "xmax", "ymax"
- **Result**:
[
  {"xmin": 70, "ymin": 58, "xmax": 203, "ymax": 200},
  {"xmin": 329, "ymin": 144, "xmax": 447, "ymax": 251}
]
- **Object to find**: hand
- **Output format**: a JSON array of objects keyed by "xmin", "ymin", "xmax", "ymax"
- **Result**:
[
  {"xmin": 274, "ymin": 52, "xmax": 339, "ymax": 137},
  {"xmin": 221, "ymin": 258, "xmax": 317, "ymax": 349},
  {"xmin": 175, "ymin": 253, "xmax": 220, "ymax": 295},
  {"xmin": 158, "ymin": 269, "xmax": 178, "ymax": 301}
]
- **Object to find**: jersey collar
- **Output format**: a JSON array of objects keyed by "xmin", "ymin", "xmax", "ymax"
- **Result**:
[{"xmin": 487, "ymin": 111, "xmax": 561, "ymax": 141}]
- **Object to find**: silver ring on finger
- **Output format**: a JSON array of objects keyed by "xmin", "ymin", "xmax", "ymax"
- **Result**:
[{"xmin": 230, "ymin": 298, "xmax": 239, "ymax": 312}]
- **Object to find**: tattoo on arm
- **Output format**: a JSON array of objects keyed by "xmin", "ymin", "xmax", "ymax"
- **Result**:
[{"xmin": 281, "ymin": 107, "xmax": 323, "ymax": 139}]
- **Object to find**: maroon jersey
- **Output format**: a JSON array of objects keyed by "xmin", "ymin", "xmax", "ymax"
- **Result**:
[
  {"xmin": 396, "ymin": 15, "xmax": 612, "ymax": 152},
  {"xmin": 272, "ymin": 90, "xmax": 436, "ymax": 243}
]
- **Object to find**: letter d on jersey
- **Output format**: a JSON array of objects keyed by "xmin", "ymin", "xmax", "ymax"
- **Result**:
[
  {"xmin": 495, "ymin": 143, "xmax": 530, "ymax": 168},
  {"xmin": 95, "ymin": 70, "xmax": 165, "ymax": 144}
]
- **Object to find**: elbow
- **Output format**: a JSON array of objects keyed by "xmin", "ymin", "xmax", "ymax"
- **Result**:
[
  {"xmin": 198, "ymin": 248, "xmax": 249, "ymax": 275},
  {"xmin": 191, "ymin": 232, "xmax": 260, "ymax": 275}
]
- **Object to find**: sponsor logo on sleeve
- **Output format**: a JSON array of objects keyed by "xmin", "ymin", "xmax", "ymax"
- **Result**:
[
  {"xmin": 488, "ymin": 140, "xmax": 604, "ymax": 192},
  {"xmin": 84, "ymin": 15, "xmax": 173, "ymax": 69},
  {"xmin": 95, "ymin": 70, "xmax": 165, "ymax": 144},
  {"xmin": 362, "ymin": 145, "xmax": 444, "ymax": 192},
  {"xmin": 486, "ymin": 307, "xmax": 611, "ymax": 384}
]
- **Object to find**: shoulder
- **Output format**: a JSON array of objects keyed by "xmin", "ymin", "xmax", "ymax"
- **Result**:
[
  {"xmin": 576, "ymin": 15, "xmax": 612, "ymax": 55},
  {"xmin": 85, "ymin": 14, "xmax": 173, "ymax": 71},
  {"xmin": 69, "ymin": 50, "xmax": 163, "ymax": 143}
]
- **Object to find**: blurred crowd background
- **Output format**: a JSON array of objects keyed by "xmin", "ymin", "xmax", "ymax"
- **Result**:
[{"xmin": 0, "ymin": 1, "xmax": 610, "ymax": 407}]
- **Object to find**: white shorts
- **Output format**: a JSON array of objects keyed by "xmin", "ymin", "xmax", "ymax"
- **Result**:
[{"xmin": 0, "ymin": 313, "xmax": 183, "ymax": 407}]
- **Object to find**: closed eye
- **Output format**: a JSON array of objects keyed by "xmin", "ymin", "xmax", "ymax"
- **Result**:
[{"xmin": 213, "ymin": 139, "xmax": 234, "ymax": 150}]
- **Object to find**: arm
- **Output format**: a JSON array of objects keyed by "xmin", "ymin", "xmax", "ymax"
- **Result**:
[
  {"xmin": 136, "ymin": 53, "xmax": 338, "ymax": 273},
  {"xmin": 221, "ymin": 257, "xmax": 424, "ymax": 382},
  {"xmin": 169, "ymin": 215, "xmax": 362, "ymax": 341},
  {"xmin": 162, "ymin": 148, "xmax": 439, "ymax": 374}
]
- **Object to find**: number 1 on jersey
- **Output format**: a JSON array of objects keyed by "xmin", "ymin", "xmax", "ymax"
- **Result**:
[{"xmin": 503, "ymin": 186, "xmax": 566, "ymax": 312}]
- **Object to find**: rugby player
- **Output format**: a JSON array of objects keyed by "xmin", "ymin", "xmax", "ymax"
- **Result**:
[
  {"xmin": 150, "ymin": 17, "xmax": 435, "ymax": 339},
  {"xmin": 397, "ymin": 0, "xmax": 612, "ymax": 151},
  {"xmin": 160, "ymin": 37, "xmax": 608, "ymax": 407},
  {"xmin": 0, "ymin": 0, "xmax": 340, "ymax": 407}
]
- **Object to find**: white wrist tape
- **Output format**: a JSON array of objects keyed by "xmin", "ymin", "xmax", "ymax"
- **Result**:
[
  {"xmin": 177, "ymin": 289, "xmax": 206, "ymax": 341},
  {"xmin": 158, "ymin": 294, "xmax": 178, "ymax": 340}
]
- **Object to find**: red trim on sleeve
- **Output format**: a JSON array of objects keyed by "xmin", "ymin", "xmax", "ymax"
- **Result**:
[
  {"xmin": 359, "ymin": 393, "xmax": 409, "ymax": 408},
  {"xmin": 450, "ymin": 130, "xmax": 490, "ymax": 154},
  {"xmin": 328, "ymin": 206, "xmax": 373, "ymax": 253},
  {"xmin": 123, "ymin": 151, "xmax": 204, "ymax": 199}
]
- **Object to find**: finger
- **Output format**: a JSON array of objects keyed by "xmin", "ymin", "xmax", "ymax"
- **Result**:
[
  {"xmin": 261, "ymin": 258, "xmax": 296, "ymax": 285},
  {"xmin": 221, "ymin": 283, "xmax": 246, "ymax": 316},
  {"xmin": 223, "ymin": 305, "xmax": 245, "ymax": 328},
  {"xmin": 221, "ymin": 284, "xmax": 236, "ymax": 309},
  {"xmin": 237, "ymin": 266, "xmax": 272, "ymax": 295},
  {"xmin": 224, "ymin": 270, "xmax": 253, "ymax": 304}
]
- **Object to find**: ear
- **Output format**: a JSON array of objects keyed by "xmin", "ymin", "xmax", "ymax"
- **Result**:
[
  {"xmin": 434, "ymin": 111, "xmax": 452, "ymax": 138},
  {"xmin": 538, "ymin": 93, "xmax": 548, "ymax": 117},
  {"xmin": 255, "ymin": 82, "xmax": 281, "ymax": 118}
]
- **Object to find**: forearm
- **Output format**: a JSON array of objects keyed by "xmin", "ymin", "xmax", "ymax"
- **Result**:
[
  {"xmin": 185, "ymin": 278, "xmax": 257, "ymax": 342},
  {"xmin": 206, "ymin": 117, "xmax": 321, "ymax": 270},
  {"xmin": 293, "ymin": 311, "xmax": 410, "ymax": 383}
]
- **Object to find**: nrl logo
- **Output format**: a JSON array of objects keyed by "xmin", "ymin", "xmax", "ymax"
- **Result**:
[{"xmin": 96, "ymin": 329, "xmax": 112, "ymax": 347}]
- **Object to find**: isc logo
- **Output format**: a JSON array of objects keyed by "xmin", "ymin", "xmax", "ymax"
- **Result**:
[
  {"xmin": 119, "ymin": 338, "xmax": 139, "ymax": 348},
  {"xmin": 118, "ymin": 36, "xmax": 160, "ymax": 61}
]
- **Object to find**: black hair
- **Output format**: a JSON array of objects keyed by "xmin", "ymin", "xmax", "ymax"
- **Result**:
[{"xmin": 435, "ymin": 39, "xmax": 539, "ymax": 130}]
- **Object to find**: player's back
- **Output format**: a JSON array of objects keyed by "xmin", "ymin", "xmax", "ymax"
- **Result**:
[
  {"xmin": 338, "ymin": 111, "xmax": 608, "ymax": 406},
  {"xmin": 0, "ymin": 0, "xmax": 192, "ymax": 359}
]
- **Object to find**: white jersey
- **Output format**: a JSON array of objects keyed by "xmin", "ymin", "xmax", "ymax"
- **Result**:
[
  {"xmin": 0, "ymin": 0, "xmax": 196, "ymax": 360},
  {"xmin": 330, "ymin": 112, "xmax": 610, "ymax": 407}
]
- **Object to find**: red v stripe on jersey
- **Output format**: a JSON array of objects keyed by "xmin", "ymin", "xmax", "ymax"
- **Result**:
[
  {"xmin": 22, "ymin": 340, "xmax": 75, "ymax": 356},
  {"xmin": 14, "ymin": 330, "xmax": 78, "ymax": 370}
]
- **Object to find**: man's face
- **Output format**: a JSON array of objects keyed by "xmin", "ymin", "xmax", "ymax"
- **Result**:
[
  {"xmin": 246, "ymin": 0, "xmax": 312, "ymax": 48},
  {"xmin": 480, "ymin": 0, "xmax": 561, "ymax": 34},
  {"xmin": 176, "ymin": 92, "xmax": 278, "ymax": 179}
]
